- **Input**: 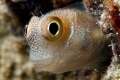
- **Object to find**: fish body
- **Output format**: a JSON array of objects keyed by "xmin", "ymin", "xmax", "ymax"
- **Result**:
[{"xmin": 25, "ymin": 3, "xmax": 110, "ymax": 73}]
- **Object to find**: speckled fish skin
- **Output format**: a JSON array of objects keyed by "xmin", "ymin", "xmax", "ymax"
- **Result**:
[{"xmin": 25, "ymin": 3, "xmax": 109, "ymax": 73}]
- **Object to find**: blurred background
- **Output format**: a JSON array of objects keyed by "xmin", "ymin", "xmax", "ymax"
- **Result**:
[
  {"xmin": 1, "ymin": 0, "xmax": 119, "ymax": 80},
  {"xmin": 0, "ymin": 0, "xmax": 82, "ymax": 80}
]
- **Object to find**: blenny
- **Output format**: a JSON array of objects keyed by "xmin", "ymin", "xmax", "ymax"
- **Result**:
[{"xmin": 24, "ymin": 2, "xmax": 111, "ymax": 73}]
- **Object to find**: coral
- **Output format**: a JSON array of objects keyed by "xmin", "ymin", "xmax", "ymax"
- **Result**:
[{"xmin": 83, "ymin": 0, "xmax": 120, "ymax": 79}]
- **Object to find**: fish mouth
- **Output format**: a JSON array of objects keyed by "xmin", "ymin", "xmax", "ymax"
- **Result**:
[
  {"xmin": 30, "ymin": 53, "xmax": 54, "ymax": 65},
  {"xmin": 31, "ymin": 59, "xmax": 54, "ymax": 67},
  {"xmin": 30, "ymin": 58, "xmax": 60, "ymax": 73},
  {"xmin": 29, "ymin": 51, "xmax": 59, "ymax": 71}
]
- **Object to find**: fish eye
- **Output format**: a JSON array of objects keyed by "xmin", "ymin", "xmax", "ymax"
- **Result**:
[
  {"xmin": 24, "ymin": 25, "xmax": 28, "ymax": 36},
  {"xmin": 42, "ymin": 17, "xmax": 63, "ymax": 41},
  {"xmin": 48, "ymin": 22, "xmax": 59, "ymax": 35}
]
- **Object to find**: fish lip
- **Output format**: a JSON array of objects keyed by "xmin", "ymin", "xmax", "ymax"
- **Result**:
[
  {"xmin": 31, "ymin": 59, "xmax": 59, "ymax": 72},
  {"xmin": 31, "ymin": 59, "xmax": 53, "ymax": 67},
  {"xmin": 30, "ymin": 59, "xmax": 55, "ymax": 67},
  {"xmin": 29, "ymin": 52, "xmax": 57, "ymax": 69}
]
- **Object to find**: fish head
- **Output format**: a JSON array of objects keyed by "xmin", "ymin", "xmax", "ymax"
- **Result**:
[{"xmin": 24, "ymin": 8, "xmax": 104, "ymax": 73}]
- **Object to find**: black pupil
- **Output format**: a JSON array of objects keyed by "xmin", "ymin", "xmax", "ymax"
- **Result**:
[{"xmin": 49, "ymin": 23, "xmax": 59, "ymax": 35}]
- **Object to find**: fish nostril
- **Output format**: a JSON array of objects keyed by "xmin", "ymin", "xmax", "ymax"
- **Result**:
[
  {"xmin": 49, "ymin": 22, "xmax": 59, "ymax": 35},
  {"xmin": 24, "ymin": 25, "xmax": 28, "ymax": 36}
]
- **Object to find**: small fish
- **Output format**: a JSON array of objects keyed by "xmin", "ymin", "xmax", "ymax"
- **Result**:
[{"xmin": 24, "ymin": 2, "xmax": 110, "ymax": 73}]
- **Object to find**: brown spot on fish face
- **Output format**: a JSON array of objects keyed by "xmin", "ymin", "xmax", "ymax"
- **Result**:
[{"xmin": 25, "ymin": 7, "xmax": 109, "ymax": 73}]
